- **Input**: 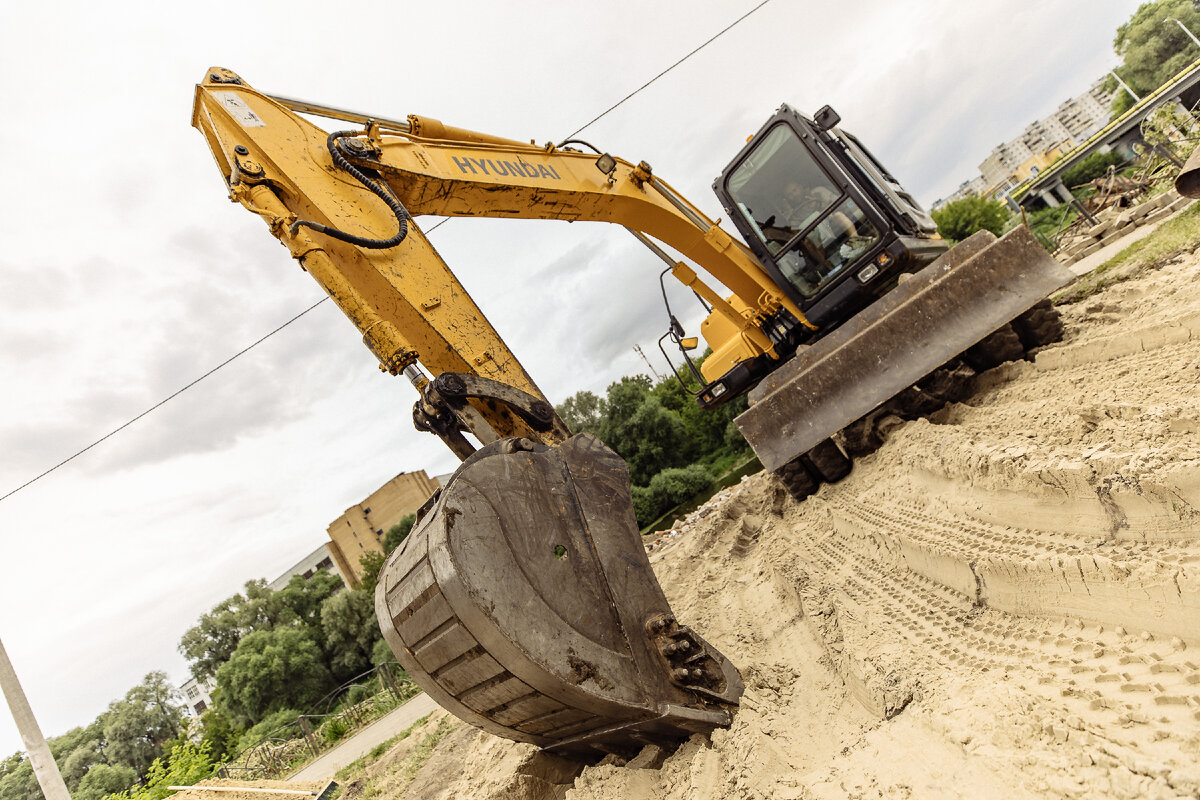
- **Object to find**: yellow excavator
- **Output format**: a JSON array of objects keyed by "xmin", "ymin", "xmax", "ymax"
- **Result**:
[{"xmin": 191, "ymin": 68, "xmax": 1072, "ymax": 757}]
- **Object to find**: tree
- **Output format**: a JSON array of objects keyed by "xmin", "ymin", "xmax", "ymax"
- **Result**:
[
  {"xmin": 383, "ymin": 515, "xmax": 416, "ymax": 554},
  {"xmin": 73, "ymin": 764, "xmax": 137, "ymax": 800},
  {"xmin": 320, "ymin": 589, "xmax": 383, "ymax": 682},
  {"xmin": 215, "ymin": 628, "xmax": 333, "ymax": 727},
  {"xmin": 195, "ymin": 708, "xmax": 240, "ymax": 763},
  {"xmin": 104, "ymin": 742, "xmax": 217, "ymax": 800},
  {"xmin": 595, "ymin": 376, "xmax": 691, "ymax": 485},
  {"xmin": 0, "ymin": 755, "xmax": 38, "ymax": 800},
  {"xmin": 631, "ymin": 464, "xmax": 715, "ymax": 527},
  {"xmin": 58, "ymin": 739, "xmax": 104, "ymax": 790},
  {"xmin": 102, "ymin": 672, "xmax": 186, "ymax": 776},
  {"xmin": 555, "ymin": 390, "xmax": 607, "ymax": 435},
  {"xmin": 1061, "ymin": 150, "xmax": 1127, "ymax": 188},
  {"xmin": 1107, "ymin": 1, "xmax": 1200, "ymax": 115},
  {"xmin": 178, "ymin": 580, "xmax": 288, "ymax": 682},
  {"xmin": 357, "ymin": 551, "xmax": 386, "ymax": 596},
  {"xmin": 275, "ymin": 571, "xmax": 342, "ymax": 641},
  {"xmin": 931, "ymin": 196, "xmax": 1010, "ymax": 242}
]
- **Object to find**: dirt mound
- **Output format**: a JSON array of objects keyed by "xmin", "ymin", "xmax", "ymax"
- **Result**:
[{"xmin": 379, "ymin": 251, "xmax": 1200, "ymax": 798}]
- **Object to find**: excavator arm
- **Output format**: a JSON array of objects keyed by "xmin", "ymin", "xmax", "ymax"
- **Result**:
[
  {"xmin": 192, "ymin": 67, "xmax": 808, "ymax": 457},
  {"xmin": 192, "ymin": 68, "xmax": 744, "ymax": 757}
]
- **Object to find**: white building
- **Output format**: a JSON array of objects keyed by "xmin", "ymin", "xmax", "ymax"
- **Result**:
[
  {"xmin": 179, "ymin": 676, "xmax": 215, "ymax": 716},
  {"xmin": 979, "ymin": 79, "xmax": 1114, "ymax": 191},
  {"xmin": 268, "ymin": 542, "xmax": 344, "ymax": 590}
]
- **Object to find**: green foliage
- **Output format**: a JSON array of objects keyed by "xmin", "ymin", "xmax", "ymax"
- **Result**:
[
  {"xmin": 75, "ymin": 764, "xmax": 137, "ymax": 800},
  {"xmin": 216, "ymin": 628, "xmax": 333, "ymax": 727},
  {"xmin": 58, "ymin": 733, "xmax": 105, "ymax": 788},
  {"xmin": 101, "ymin": 672, "xmax": 187, "ymax": 776},
  {"xmin": 320, "ymin": 589, "xmax": 384, "ymax": 682},
  {"xmin": 371, "ymin": 638, "xmax": 395, "ymax": 668},
  {"xmin": 592, "ymin": 376, "xmax": 690, "ymax": 484},
  {"xmin": 1061, "ymin": 150, "xmax": 1126, "ymax": 188},
  {"xmin": 320, "ymin": 717, "xmax": 351, "ymax": 745},
  {"xmin": 631, "ymin": 465, "xmax": 715, "ymax": 527},
  {"xmin": 196, "ymin": 707, "xmax": 240, "ymax": 762},
  {"xmin": 103, "ymin": 741, "xmax": 218, "ymax": 800},
  {"xmin": 239, "ymin": 708, "xmax": 303, "ymax": 748},
  {"xmin": 1108, "ymin": 0, "xmax": 1200, "ymax": 115},
  {"xmin": 1055, "ymin": 198, "xmax": 1200, "ymax": 303},
  {"xmin": 382, "ymin": 515, "xmax": 416, "ymax": 554},
  {"xmin": 345, "ymin": 685, "xmax": 372, "ymax": 706},
  {"xmin": 0, "ymin": 754, "xmax": 38, "ymax": 800},
  {"xmin": 555, "ymin": 390, "xmax": 607, "ymax": 435},
  {"xmin": 178, "ymin": 579, "xmax": 289, "ymax": 683},
  {"xmin": 931, "ymin": 196, "xmax": 1010, "ymax": 242},
  {"xmin": 276, "ymin": 572, "xmax": 343, "ymax": 635},
  {"xmin": 357, "ymin": 551, "xmax": 386, "ymax": 595}
]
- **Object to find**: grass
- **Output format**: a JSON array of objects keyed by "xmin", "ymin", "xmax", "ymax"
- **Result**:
[
  {"xmin": 330, "ymin": 716, "xmax": 454, "ymax": 800},
  {"xmin": 1055, "ymin": 199, "xmax": 1200, "ymax": 304},
  {"xmin": 333, "ymin": 715, "xmax": 431, "ymax": 784},
  {"xmin": 396, "ymin": 719, "xmax": 454, "ymax": 784}
]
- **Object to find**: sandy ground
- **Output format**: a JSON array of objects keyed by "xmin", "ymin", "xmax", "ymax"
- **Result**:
[{"xmin": 360, "ymin": 244, "xmax": 1200, "ymax": 798}]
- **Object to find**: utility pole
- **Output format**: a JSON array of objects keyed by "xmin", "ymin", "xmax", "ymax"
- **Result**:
[
  {"xmin": 0, "ymin": 636, "xmax": 71, "ymax": 800},
  {"xmin": 632, "ymin": 345, "xmax": 663, "ymax": 381},
  {"xmin": 1166, "ymin": 17, "xmax": 1200, "ymax": 49},
  {"xmin": 1109, "ymin": 70, "xmax": 1142, "ymax": 104}
]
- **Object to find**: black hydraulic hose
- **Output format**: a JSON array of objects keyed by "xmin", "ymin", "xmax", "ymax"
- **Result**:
[
  {"xmin": 289, "ymin": 130, "xmax": 410, "ymax": 249},
  {"xmin": 555, "ymin": 138, "xmax": 603, "ymax": 153}
]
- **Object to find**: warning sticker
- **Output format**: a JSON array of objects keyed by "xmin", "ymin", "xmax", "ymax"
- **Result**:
[{"xmin": 214, "ymin": 92, "xmax": 266, "ymax": 127}]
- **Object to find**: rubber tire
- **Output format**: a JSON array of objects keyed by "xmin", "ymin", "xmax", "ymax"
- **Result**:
[
  {"xmin": 803, "ymin": 437, "xmax": 852, "ymax": 483},
  {"xmin": 774, "ymin": 458, "xmax": 818, "ymax": 502},
  {"xmin": 1011, "ymin": 299, "xmax": 1064, "ymax": 350},
  {"xmin": 962, "ymin": 323, "xmax": 1025, "ymax": 372}
]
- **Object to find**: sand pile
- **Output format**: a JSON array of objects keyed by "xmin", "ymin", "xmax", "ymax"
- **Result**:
[{"xmin": 376, "ymin": 249, "xmax": 1200, "ymax": 798}]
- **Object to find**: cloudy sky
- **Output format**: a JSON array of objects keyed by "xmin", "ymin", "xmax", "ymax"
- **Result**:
[{"xmin": 0, "ymin": 0, "xmax": 1143, "ymax": 756}]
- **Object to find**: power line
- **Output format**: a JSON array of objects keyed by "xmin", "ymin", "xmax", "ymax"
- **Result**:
[
  {"xmin": 566, "ymin": 0, "xmax": 773, "ymax": 138},
  {"xmin": 0, "ymin": 0, "xmax": 773, "ymax": 505},
  {"xmin": 0, "ymin": 298, "xmax": 328, "ymax": 505}
]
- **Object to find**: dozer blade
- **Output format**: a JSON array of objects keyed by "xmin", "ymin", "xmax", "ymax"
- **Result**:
[
  {"xmin": 737, "ymin": 226, "xmax": 1074, "ymax": 472},
  {"xmin": 375, "ymin": 433, "xmax": 743, "ymax": 758}
]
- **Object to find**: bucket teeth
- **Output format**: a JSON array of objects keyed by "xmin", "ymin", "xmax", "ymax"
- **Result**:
[{"xmin": 375, "ymin": 434, "xmax": 743, "ymax": 755}]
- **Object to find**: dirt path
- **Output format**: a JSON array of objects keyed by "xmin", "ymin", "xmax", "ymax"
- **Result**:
[
  {"xmin": 349, "ymin": 244, "xmax": 1200, "ymax": 798},
  {"xmin": 289, "ymin": 693, "xmax": 438, "ymax": 781}
]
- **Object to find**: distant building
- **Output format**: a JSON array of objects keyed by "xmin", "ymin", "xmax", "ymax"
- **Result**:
[
  {"xmin": 934, "ymin": 175, "xmax": 989, "ymax": 209},
  {"xmin": 978, "ymin": 79, "xmax": 1114, "ymax": 197},
  {"xmin": 179, "ymin": 676, "xmax": 215, "ymax": 717},
  {"xmin": 268, "ymin": 542, "xmax": 344, "ymax": 590},
  {"xmin": 326, "ymin": 470, "xmax": 440, "ymax": 587}
]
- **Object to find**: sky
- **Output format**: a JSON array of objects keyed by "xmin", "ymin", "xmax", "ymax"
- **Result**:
[{"xmin": 0, "ymin": 0, "xmax": 1144, "ymax": 758}]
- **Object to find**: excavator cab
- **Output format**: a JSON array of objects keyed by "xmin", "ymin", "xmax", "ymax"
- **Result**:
[{"xmin": 715, "ymin": 104, "xmax": 948, "ymax": 338}]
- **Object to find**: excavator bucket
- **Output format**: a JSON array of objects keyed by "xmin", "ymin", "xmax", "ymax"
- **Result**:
[
  {"xmin": 375, "ymin": 433, "xmax": 743, "ymax": 758},
  {"xmin": 737, "ymin": 226, "xmax": 1075, "ymax": 472}
]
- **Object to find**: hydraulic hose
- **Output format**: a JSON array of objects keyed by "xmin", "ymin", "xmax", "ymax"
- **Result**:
[{"xmin": 289, "ymin": 130, "xmax": 411, "ymax": 249}]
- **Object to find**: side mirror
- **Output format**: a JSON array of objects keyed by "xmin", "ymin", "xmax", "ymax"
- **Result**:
[
  {"xmin": 679, "ymin": 337, "xmax": 699, "ymax": 351},
  {"xmin": 813, "ymin": 105, "xmax": 841, "ymax": 133}
]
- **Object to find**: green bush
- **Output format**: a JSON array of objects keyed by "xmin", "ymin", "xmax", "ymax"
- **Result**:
[
  {"xmin": 320, "ymin": 717, "xmax": 351, "ymax": 744},
  {"xmin": 931, "ymin": 196, "xmax": 1010, "ymax": 242},
  {"xmin": 345, "ymin": 685, "xmax": 372, "ymax": 706},
  {"xmin": 1061, "ymin": 151, "xmax": 1125, "ymax": 188},
  {"xmin": 632, "ymin": 464, "xmax": 715, "ymax": 527},
  {"xmin": 371, "ymin": 638, "xmax": 396, "ymax": 668},
  {"xmin": 240, "ymin": 707, "xmax": 301, "ymax": 748}
]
